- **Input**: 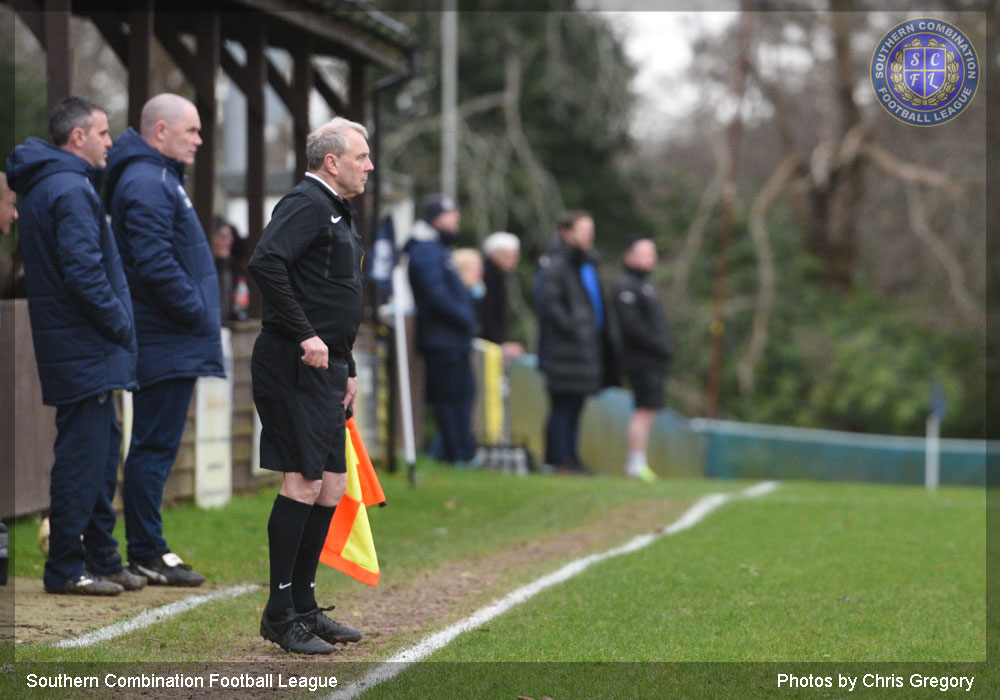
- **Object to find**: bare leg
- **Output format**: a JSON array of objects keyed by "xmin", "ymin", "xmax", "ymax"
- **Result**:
[{"xmin": 627, "ymin": 408, "xmax": 656, "ymax": 453}]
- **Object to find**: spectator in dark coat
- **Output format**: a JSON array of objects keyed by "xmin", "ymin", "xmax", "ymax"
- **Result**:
[
  {"xmin": 479, "ymin": 231, "xmax": 524, "ymax": 358},
  {"xmin": 211, "ymin": 216, "xmax": 236, "ymax": 322},
  {"xmin": 6, "ymin": 96, "xmax": 141, "ymax": 595},
  {"xmin": 405, "ymin": 194, "xmax": 478, "ymax": 465},
  {"xmin": 612, "ymin": 237, "xmax": 673, "ymax": 482},
  {"xmin": 105, "ymin": 93, "xmax": 224, "ymax": 587},
  {"xmin": 537, "ymin": 210, "xmax": 620, "ymax": 474}
]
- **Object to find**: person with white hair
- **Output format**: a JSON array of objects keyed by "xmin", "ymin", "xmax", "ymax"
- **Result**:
[
  {"xmin": 479, "ymin": 231, "xmax": 523, "ymax": 358},
  {"xmin": 248, "ymin": 116, "xmax": 372, "ymax": 654}
]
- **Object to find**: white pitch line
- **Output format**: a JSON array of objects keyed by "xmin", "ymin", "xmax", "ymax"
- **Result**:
[
  {"xmin": 52, "ymin": 584, "xmax": 260, "ymax": 648},
  {"xmin": 331, "ymin": 481, "xmax": 779, "ymax": 700}
]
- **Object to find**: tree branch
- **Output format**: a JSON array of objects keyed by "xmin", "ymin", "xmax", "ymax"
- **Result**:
[
  {"xmin": 864, "ymin": 144, "xmax": 961, "ymax": 197},
  {"xmin": 904, "ymin": 185, "xmax": 982, "ymax": 325},
  {"xmin": 737, "ymin": 153, "xmax": 800, "ymax": 395},
  {"xmin": 671, "ymin": 173, "xmax": 721, "ymax": 298}
]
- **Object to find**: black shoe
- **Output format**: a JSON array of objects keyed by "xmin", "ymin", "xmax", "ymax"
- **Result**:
[
  {"xmin": 260, "ymin": 608, "xmax": 334, "ymax": 655},
  {"xmin": 299, "ymin": 605, "xmax": 363, "ymax": 644},
  {"xmin": 44, "ymin": 572, "xmax": 123, "ymax": 596},
  {"xmin": 129, "ymin": 552, "xmax": 206, "ymax": 586},
  {"xmin": 96, "ymin": 567, "xmax": 146, "ymax": 591}
]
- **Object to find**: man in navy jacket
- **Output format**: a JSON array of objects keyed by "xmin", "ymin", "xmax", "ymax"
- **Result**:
[
  {"xmin": 6, "ymin": 96, "xmax": 141, "ymax": 595},
  {"xmin": 106, "ymin": 94, "xmax": 225, "ymax": 586},
  {"xmin": 406, "ymin": 195, "xmax": 478, "ymax": 465}
]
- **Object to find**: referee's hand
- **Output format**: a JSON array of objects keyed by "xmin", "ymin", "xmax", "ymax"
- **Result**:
[{"xmin": 300, "ymin": 335, "xmax": 329, "ymax": 369}]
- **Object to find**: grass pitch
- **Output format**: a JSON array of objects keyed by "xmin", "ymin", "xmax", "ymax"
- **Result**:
[{"xmin": 6, "ymin": 464, "xmax": 989, "ymax": 700}]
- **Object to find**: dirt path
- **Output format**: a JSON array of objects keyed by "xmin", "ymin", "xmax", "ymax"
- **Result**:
[
  {"xmin": 230, "ymin": 497, "xmax": 687, "ymax": 664},
  {"xmin": 10, "ymin": 496, "xmax": 687, "ymax": 661},
  {"xmin": 12, "ymin": 577, "xmax": 233, "ymax": 646}
]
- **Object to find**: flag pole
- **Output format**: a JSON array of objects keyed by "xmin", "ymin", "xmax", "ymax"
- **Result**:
[
  {"xmin": 925, "ymin": 413, "xmax": 940, "ymax": 491},
  {"xmin": 392, "ymin": 264, "xmax": 418, "ymax": 485},
  {"xmin": 925, "ymin": 380, "xmax": 945, "ymax": 491}
]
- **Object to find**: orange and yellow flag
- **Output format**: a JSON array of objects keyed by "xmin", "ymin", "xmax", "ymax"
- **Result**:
[{"xmin": 319, "ymin": 417, "xmax": 386, "ymax": 586}]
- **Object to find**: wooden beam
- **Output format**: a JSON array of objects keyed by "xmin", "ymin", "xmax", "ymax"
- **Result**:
[
  {"xmin": 347, "ymin": 56, "xmax": 368, "ymax": 242},
  {"xmin": 153, "ymin": 17, "xmax": 201, "ymax": 89},
  {"xmin": 234, "ymin": 0, "xmax": 407, "ymax": 72},
  {"xmin": 193, "ymin": 11, "xmax": 220, "ymax": 237},
  {"xmin": 312, "ymin": 64, "xmax": 345, "ymax": 115},
  {"xmin": 265, "ymin": 57, "xmax": 295, "ymax": 114},
  {"xmin": 84, "ymin": 12, "xmax": 127, "ymax": 65},
  {"xmin": 219, "ymin": 43, "xmax": 252, "ymax": 98},
  {"xmin": 127, "ymin": 4, "xmax": 153, "ymax": 130},
  {"xmin": 43, "ymin": 0, "xmax": 71, "ymax": 110},
  {"xmin": 347, "ymin": 56, "xmax": 367, "ymax": 124},
  {"xmin": 291, "ymin": 39, "xmax": 313, "ymax": 178},
  {"xmin": 9, "ymin": 0, "xmax": 44, "ymax": 49},
  {"xmin": 243, "ymin": 21, "xmax": 266, "ymax": 318}
]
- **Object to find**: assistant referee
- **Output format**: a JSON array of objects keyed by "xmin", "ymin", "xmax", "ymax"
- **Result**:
[{"xmin": 248, "ymin": 117, "xmax": 372, "ymax": 655}]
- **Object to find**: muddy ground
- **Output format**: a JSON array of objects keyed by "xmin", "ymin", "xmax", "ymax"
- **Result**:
[{"xmin": 12, "ymin": 498, "xmax": 685, "ymax": 662}]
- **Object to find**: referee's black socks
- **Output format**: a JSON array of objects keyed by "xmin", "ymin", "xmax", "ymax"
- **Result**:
[
  {"xmin": 266, "ymin": 494, "xmax": 312, "ymax": 617},
  {"xmin": 292, "ymin": 503, "xmax": 336, "ymax": 613}
]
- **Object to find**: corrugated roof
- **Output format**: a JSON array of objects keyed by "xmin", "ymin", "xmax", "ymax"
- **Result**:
[{"xmin": 298, "ymin": 0, "xmax": 416, "ymax": 50}]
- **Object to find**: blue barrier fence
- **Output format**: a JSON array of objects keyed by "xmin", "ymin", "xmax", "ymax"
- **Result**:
[{"xmin": 505, "ymin": 355, "xmax": 992, "ymax": 487}]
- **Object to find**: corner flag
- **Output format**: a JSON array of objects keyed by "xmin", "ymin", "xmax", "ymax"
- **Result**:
[{"xmin": 319, "ymin": 417, "xmax": 386, "ymax": 586}]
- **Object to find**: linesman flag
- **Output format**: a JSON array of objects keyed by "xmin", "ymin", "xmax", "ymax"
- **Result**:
[{"xmin": 320, "ymin": 417, "xmax": 386, "ymax": 586}]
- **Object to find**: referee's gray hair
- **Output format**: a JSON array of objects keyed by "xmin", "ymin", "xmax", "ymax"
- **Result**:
[{"xmin": 306, "ymin": 117, "xmax": 369, "ymax": 171}]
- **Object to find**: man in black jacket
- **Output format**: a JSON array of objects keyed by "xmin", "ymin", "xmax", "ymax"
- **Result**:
[
  {"xmin": 537, "ymin": 211, "xmax": 620, "ymax": 474},
  {"xmin": 248, "ymin": 117, "xmax": 371, "ymax": 654},
  {"xmin": 612, "ymin": 237, "xmax": 673, "ymax": 482}
]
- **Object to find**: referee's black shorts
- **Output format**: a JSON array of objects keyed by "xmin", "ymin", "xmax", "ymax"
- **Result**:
[
  {"xmin": 251, "ymin": 331, "xmax": 347, "ymax": 479},
  {"xmin": 627, "ymin": 367, "xmax": 666, "ymax": 410}
]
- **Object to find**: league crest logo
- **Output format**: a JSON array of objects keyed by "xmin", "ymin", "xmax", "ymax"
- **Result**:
[{"xmin": 870, "ymin": 18, "xmax": 979, "ymax": 126}]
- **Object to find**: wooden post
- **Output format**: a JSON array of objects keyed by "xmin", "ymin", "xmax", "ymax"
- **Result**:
[
  {"xmin": 127, "ymin": 4, "xmax": 153, "ymax": 130},
  {"xmin": 43, "ymin": 0, "xmax": 71, "ymax": 111},
  {"xmin": 244, "ymin": 22, "xmax": 266, "ymax": 318},
  {"xmin": 291, "ymin": 39, "xmax": 313, "ymax": 180},
  {"xmin": 347, "ymin": 57, "xmax": 369, "ymax": 242},
  {"xmin": 193, "ymin": 12, "xmax": 220, "ymax": 238}
]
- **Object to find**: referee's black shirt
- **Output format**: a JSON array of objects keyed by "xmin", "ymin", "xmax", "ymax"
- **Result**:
[{"xmin": 248, "ymin": 177, "xmax": 363, "ymax": 376}]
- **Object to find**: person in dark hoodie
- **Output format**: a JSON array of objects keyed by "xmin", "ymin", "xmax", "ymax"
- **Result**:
[
  {"xmin": 406, "ymin": 195, "xmax": 478, "ymax": 466},
  {"xmin": 612, "ymin": 237, "xmax": 673, "ymax": 483},
  {"xmin": 537, "ymin": 210, "xmax": 621, "ymax": 475},
  {"xmin": 6, "ymin": 96, "xmax": 142, "ymax": 595},
  {"xmin": 105, "ymin": 93, "xmax": 224, "ymax": 587}
]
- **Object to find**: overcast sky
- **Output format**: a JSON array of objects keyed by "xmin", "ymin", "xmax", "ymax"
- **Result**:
[{"xmin": 594, "ymin": 10, "xmax": 738, "ymax": 139}]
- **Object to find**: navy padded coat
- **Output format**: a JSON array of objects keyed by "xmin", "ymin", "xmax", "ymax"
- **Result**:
[
  {"xmin": 405, "ymin": 231, "xmax": 476, "ymax": 354},
  {"xmin": 6, "ymin": 138, "xmax": 138, "ymax": 405},
  {"xmin": 105, "ymin": 128, "xmax": 224, "ymax": 387}
]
